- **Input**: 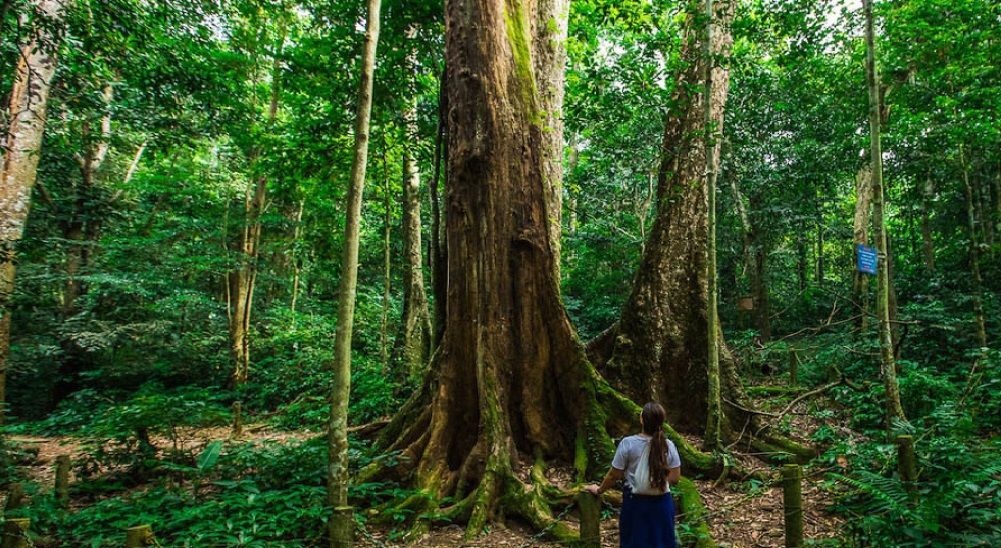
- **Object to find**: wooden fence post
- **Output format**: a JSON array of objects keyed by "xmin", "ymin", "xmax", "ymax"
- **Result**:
[
  {"xmin": 0, "ymin": 518, "xmax": 29, "ymax": 548},
  {"xmin": 3, "ymin": 483, "xmax": 24, "ymax": 513},
  {"xmin": 897, "ymin": 435, "xmax": 917, "ymax": 498},
  {"xmin": 576, "ymin": 491, "xmax": 601, "ymax": 548},
  {"xmin": 55, "ymin": 455, "xmax": 70, "ymax": 501},
  {"xmin": 126, "ymin": 525, "xmax": 154, "ymax": 547},
  {"xmin": 232, "ymin": 401, "xmax": 243, "ymax": 437},
  {"xmin": 782, "ymin": 464, "xmax": 803, "ymax": 548}
]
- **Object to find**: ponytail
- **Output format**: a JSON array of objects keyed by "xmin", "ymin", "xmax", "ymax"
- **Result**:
[{"xmin": 642, "ymin": 402, "xmax": 669, "ymax": 492}]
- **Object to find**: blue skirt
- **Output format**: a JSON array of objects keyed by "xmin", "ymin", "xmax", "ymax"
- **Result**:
[{"xmin": 619, "ymin": 488, "xmax": 677, "ymax": 548}]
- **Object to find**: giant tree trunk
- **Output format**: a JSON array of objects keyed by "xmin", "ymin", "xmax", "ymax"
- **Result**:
[
  {"xmin": 0, "ymin": 0, "xmax": 66, "ymax": 424},
  {"xmin": 597, "ymin": 0, "xmax": 751, "ymax": 436},
  {"xmin": 394, "ymin": 26, "xmax": 432, "ymax": 376},
  {"xmin": 361, "ymin": 0, "xmax": 719, "ymax": 541}
]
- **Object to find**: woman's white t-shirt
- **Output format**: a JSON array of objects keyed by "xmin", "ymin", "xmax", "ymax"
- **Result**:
[{"xmin": 611, "ymin": 435, "xmax": 682, "ymax": 492}]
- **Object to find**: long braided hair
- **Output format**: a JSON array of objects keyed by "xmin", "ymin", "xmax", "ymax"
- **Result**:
[{"xmin": 641, "ymin": 402, "xmax": 669, "ymax": 492}]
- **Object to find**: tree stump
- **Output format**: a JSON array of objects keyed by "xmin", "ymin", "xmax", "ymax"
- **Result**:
[
  {"xmin": 55, "ymin": 454, "xmax": 70, "ymax": 501},
  {"xmin": 576, "ymin": 491, "xmax": 601, "ymax": 548},
  {"xmin": 0, "ymin": 518, "xmax": 29, "ymax": 548},
  {"xmin": 125, "ymin": 525, "xmax": 154, "ymax": 547},
  {"xmin": 782, "ymin": 464, "xmax": 803, "ymax": 548}
]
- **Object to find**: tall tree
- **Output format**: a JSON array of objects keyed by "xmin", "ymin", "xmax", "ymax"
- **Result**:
[
  {"xmin": 594, "ymin": 0, "xmax": 743, "ymax": 434},
  {"xmin": 362, "ymin": 0, "xmax": 717, "ymax": 540},
  {"xmin": 226, "ymin": 20, "xmax": 286, "ymax": 389},
  {"xmin": 0, "ymin": 0, "xmax": 67, "ymax": 424},
  {"xmin": 326, "ymin": 0, "xmax": 381, "ymax": 542},
  {"xmin": 862, "ymin": 0, "xmax": 907, "ymax": 434},
  {"xmin": 703, "ymin": 0, "xmax": 722, "ymax": 451}
]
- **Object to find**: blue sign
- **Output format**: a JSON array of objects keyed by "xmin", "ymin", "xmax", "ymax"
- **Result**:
[{"xmin": 857, "ymin": 244, "xmax": 877, "ymax": 275}]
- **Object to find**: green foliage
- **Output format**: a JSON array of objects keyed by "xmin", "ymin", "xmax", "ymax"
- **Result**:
[{"xmin": 825, "ymin": 427, "xmax": 1001, "ymax": 546}]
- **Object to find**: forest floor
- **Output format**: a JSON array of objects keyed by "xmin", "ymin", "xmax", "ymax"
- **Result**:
[{"xmin": 6, "ymin": 385, "xmax": 849, "ymax": 547}]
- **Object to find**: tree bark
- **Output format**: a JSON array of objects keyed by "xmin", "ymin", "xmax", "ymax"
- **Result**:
[
  {"xmin": 959, "ymin": 146, "xmax": 987, "ymax": 349},
  {"xmin": 327, "ymin": 0, "xmax": 381, "ymax": 542},
  {"xmin": 429, "ymin": 68, "xmax": 448, "ymax": 349},
  {"xmin": 852, "ymin": 163, "xmax": 872, "ymax": 332},
  {"xmin": 394, "ymin": 26, "xmax": 432, "ymax": 376},
  {"xmin": 0, "ymin": 0, "xmax": 66, "ymax": 424},
  {"xmin": 863, "ymin": 0, "xmax": 907, "ymax": 434},
  {"xmin": 533, "ymin": 0, "xmax": 568, "ymax": 282}
]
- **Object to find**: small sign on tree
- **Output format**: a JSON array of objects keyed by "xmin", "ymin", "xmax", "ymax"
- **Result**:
[{"xmin": 857, "ymin": 244, "xmax": 877, "ymax": 275}]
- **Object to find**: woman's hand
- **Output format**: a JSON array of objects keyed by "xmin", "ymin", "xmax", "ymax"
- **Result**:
[{"xmin": 583, "ymin": 484, "xmax": 602, "ymax": 495}]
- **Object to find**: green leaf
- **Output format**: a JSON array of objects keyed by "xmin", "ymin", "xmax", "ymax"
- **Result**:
[{"xmin": 197, "ymin": 441, "xmax": 223, "ymax": 472}]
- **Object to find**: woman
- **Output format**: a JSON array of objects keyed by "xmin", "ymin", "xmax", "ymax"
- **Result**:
[{"xmin": 584, "ymin": 402, "xmax": 681, "ymax": 548}]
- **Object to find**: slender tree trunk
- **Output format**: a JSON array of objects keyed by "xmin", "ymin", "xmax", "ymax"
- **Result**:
[
  {"xmin": 63, "ymin": 84, "xmax": 113, "ymax": 318},
  {"xmin": 816, "ymin": 220, "xmax": 825, "ymax": 286},
  {"xmin": 797, "ymin": 231, "xmax": 807, "ymax": 292},
  {"xmin": 703, "ymin": 0, "xmax": 722, "ymax": 451},
  {"xmin": 380, "ymin": 149, "xmax": 391, "ymax": 371},
  {"xmin": 921, "ymin": 176, "xmax": 936, "ymax": 272},
  {"xmin": 988, "ymin": 165, "xmax": 996, "ymax": 240},
  {"xmin": 327, "ymin": 0, "xmax": 381, "ymax": 542},
  {"xmin": 0, "ymin": 0, "xmax": 66, "ymax": 424},
  {"xmin": 227, "ymin": 37, "xmax": 284, "ymax": 389},
  {"xmin": 863, "ymin": 0, "xmax": 907, "ymax": 434},
  {"xmin": 751, "ymin": 240, "xmax": 772, "ymax": 341},
  {"xmin": 290, "ymin": 199, "xmax": 304, "ymax": 316},
  {"xmin": 852, "ymin": 163, "xmax": 872, "ymax": 332},
  {"xmin": 730, "ymin": 173, "xmax": 772, "ymax": 341},
  {"xmin": 977, "ymin": 166, "xmax": 994, "ymax": 259},
  {"xmin": 959, "ymin": 146, "xmax": 987, "ymax": 349},
  {"xmin": 394, "ymin": 26, "xmax": 432, "ymax": 376}
]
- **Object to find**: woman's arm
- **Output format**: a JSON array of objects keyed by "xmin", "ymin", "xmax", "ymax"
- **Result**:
[
  {"xmin": 667, "ymin": 466, "xmax": 681, "ymax": 487},
  {"xmin": 584, "ymin": 467, "xmax": 625, "ymax": 495}
]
